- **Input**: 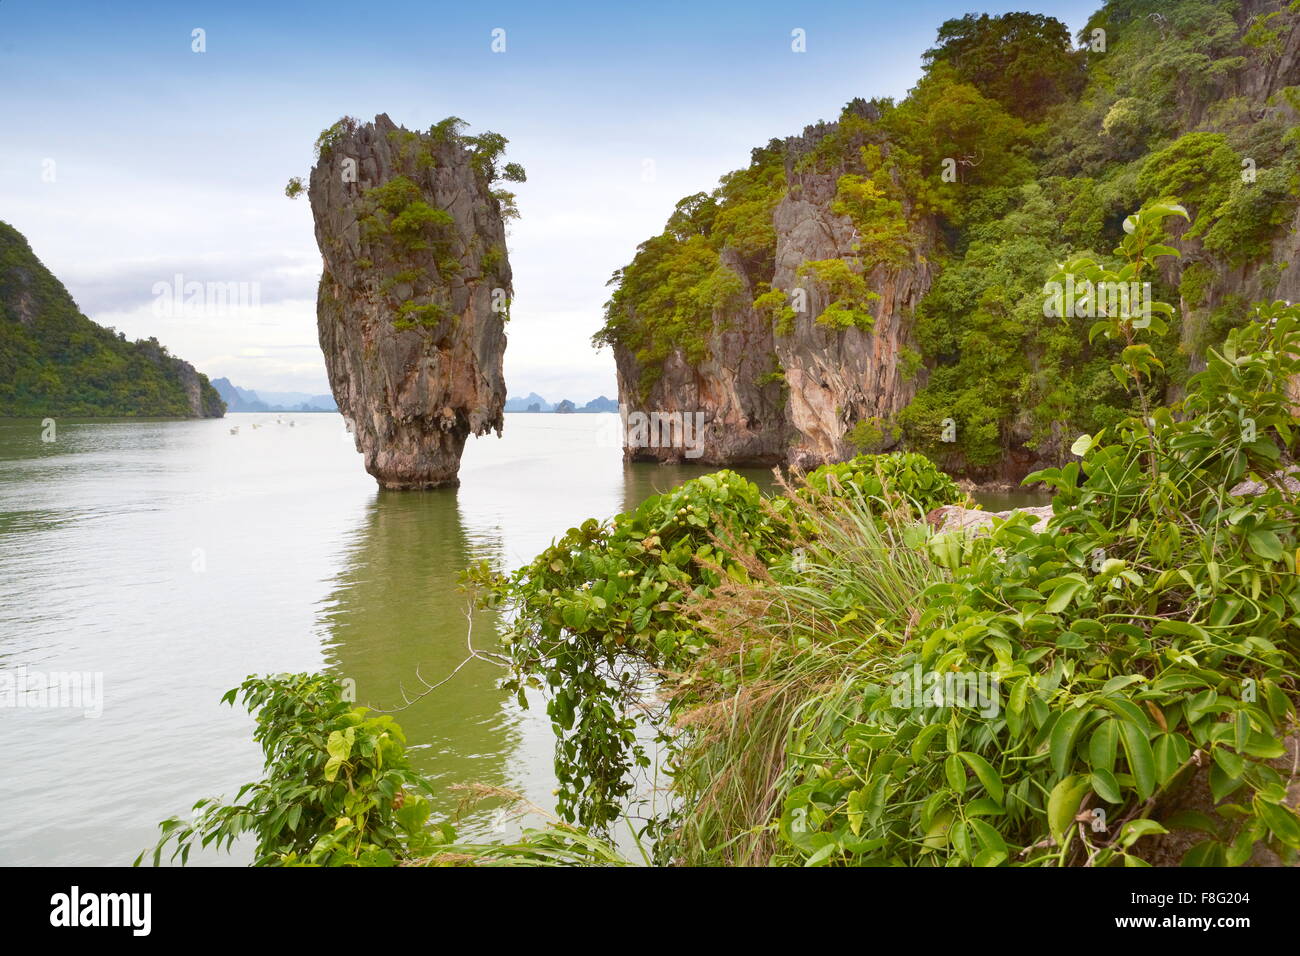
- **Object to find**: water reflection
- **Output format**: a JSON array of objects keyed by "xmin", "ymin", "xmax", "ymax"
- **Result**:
[{"xmin": 318, "ymin": 491, "xmax": 518, "ymax": 813}]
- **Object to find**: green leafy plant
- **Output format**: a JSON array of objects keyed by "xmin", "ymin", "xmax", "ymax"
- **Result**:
[
  {"xmin": 136, "ymin": 674, "xmax": 442, "ymax": 867},
  {"xmin": 660, "ymin": 298, "xmax": 1300, "ymax": 867},
  {"xmin": 137, "ymin": 676, "xmax": 641, "ymax": 867},
  {"xmin": 465, "ymin": 453, "xmax": 962, "ymax": 832}
]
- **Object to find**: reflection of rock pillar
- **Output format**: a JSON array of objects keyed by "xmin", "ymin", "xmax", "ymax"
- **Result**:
[{"xmin": 317, "ymin": 493, "xmax": 514, "ymax": 806}]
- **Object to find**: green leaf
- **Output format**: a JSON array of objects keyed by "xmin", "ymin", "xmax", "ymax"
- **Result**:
[
  {"xmin": 1047, "ymin": 775, "xmax": 1090, "ymax": 845},
  {"xmin": 1091, "ymin": 769, "xmax": 1123, "ymax": 804},
  {"xmin": 1089, "ymin": 720, "xmax": 1119, "ymax": 772},
  {"xmin": 945, "ymin": 753, "xmax": 967, "ymax": 794},
  {"xmin": 1234, "ymin": 711, "xmax": 1250, "ymax": 753},
  {"xmin": 1256, "ymin": 800, "xmax": 1300, "ymax": 849},
  {"xmin": 964, "ymin": 797, "xmax": 1005, "ymax": 817},
  {"xmin": 958, "ymin": 752, "xmax": 1004, "ymax": 806},
  {"xmin": 1209, "ymin": 761, "xmax": 1244, "ymax": 802},
  {"xmin": 1212, "ymin": 745, "xmax": 1245, "ymax": 779},
  {"xmin": 922, "ymin": 810, "xmax": 954, "ymax": 853},
  {"xmin": 1050, "ymin": 707, "xmax": 1091, "ymax": 777},
  {"xmin": 973, "ymin": 847, "xmax": 1008, "ymax": 867},
  {"xmin": 326, "ymin": 729, "xmax": 352, "ymax": 762},
  {"xmin": 968, "ymin": 819, "xmax": 1007, "ymax": 859},
  {"xmin": 1247, "ymin": 528, "xmax": 1284, "ymax": 561},
  {"xmin": 324, "ymin": 755, "xmax": 344, "ymax": 782},
  {"xmin": 910, "ymin": 723, "xmax": 945, "ymax": 762},
  {"xmin": 1119, "ymin": 721, "xmax": 1156, "ymax": 801},
  {"xmin": 1119, "ymin": 819, "xmax": 1168, "ymax": 849},
  {"xmin": 1044, "ymin": 578, "xmax": 1085, "ymax": 614},
  {"xmin": 1153, "ymin": 733, "xmax": 1188, "ymax": 783},
  {"xmin": 804, "ymin": 842, "xmax": 838, "ymax": 867}
]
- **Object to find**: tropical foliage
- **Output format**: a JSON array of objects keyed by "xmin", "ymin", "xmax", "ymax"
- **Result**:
[{"xmin": 136, "ymin": 674, "xmax": 635, "ymax": 867}]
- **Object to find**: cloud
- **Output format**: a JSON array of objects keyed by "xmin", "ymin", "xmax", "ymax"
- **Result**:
[{"xmin": 60, "ymin": 253, "xmax": 322, "ymax": 315}]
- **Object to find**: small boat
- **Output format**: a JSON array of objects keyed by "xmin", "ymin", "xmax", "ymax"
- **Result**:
[{"xmin": 229, "ymin": 426, "xmax": 239, "ymax": 435}]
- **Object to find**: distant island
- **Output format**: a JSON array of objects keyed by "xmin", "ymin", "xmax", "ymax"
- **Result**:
[
  {"xmin": 504, "ymin": 392, "xmax": 618, "ymax": 413},
  {"xmin": 0, "ymin": 221, "xmax": 224, "ymax": 419},
  {"xmin": 212, "ymin": 377, "xmax": 338, "ymax": 413}
]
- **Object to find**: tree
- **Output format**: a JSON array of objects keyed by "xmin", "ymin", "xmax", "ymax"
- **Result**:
[{"xmin": 923, "ymin": 12, "xmax": 1085, "ymax": 121}]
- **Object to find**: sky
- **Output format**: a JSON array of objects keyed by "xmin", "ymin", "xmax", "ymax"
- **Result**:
[{"xmin": 0, "ymin": 0, "xmax": 1099, "ymax": 401}]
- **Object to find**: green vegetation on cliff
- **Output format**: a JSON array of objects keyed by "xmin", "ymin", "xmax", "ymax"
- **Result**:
[
  {"xmin": 598, "ymin": 0, "xmax": 1300, "ymax": 477},
  {"xmin": 293, "ymin": 115, "xmax": 525, "ymax": 333},
  {"xmin": 595, "ymin": 144, "xmax": 785, "ymax": 392},
  {"xmin": 900, "ymin": 0, "xmax": 1300, "ymax": 473},
  {"xmin": 0, "ymin": 221, "xmax": 224, "ymax": 418}
]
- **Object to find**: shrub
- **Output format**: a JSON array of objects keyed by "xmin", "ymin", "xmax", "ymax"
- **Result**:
[
  {"xmin": 800, "ymin": 451, "xmax": 960, "ymax": 517},
  {"xmin": 136, "ymin": 674, "xmax": 440, "ymax": 867},
  {"xmin": 669, "ymin": 299, "xmax": 1300, "ymax": 867},
  {"xmin": 796, "ymin": 258, "xmax": 877, "ymax": 332}
]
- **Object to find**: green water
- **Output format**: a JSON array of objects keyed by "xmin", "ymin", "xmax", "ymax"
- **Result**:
[
  {"xmin": 969, "ymin": 489, "xmax": 1052, "ymax": 512},
  {"xmin": 0, "ymin": 412, "xmax": 771, "ymax": 865}
]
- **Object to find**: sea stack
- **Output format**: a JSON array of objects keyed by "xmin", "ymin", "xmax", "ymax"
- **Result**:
[{"xmin": 308, "ymin": 114, "xmax": 512, "ymax": 489}]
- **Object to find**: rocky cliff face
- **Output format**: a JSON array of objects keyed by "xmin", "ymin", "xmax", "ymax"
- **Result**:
[
  {"xmin": 309, "ymin": 114, "xmax": 510, "ymax": 489},
  {"xmin": 612, "ymin": 112, "xmax": 935, "ymax": 469},
  {"xmin": 135, "ymin": 338, "xmax": 225, "ymax": 418},
  {"xmin": 771, "ymin": 125, "xmax": 937, "ymax": 469},
  {"xmin": 610, "ymin": 2, "xmax": 1300, "ymax": 481},
  {"xmin": 1160, "ymin": 0, "xmax": 1300, "ymax": 378},
  {"xmin": 613, "ymin": 245, "xmax": 789, "ymax": 466}
]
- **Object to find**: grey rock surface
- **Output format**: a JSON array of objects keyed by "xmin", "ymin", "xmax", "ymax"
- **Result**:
[{"xmin": 309, "ymin": 114, "xmax": 509, "ymax": 489}]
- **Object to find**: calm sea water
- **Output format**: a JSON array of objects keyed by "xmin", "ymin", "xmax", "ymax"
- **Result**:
[{"xmin": 0, "ymin": 412, "xmax": 773, "ymax": 865}]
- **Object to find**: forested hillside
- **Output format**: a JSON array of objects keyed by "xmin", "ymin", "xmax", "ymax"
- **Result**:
[{"xmin": 0, "ymin": 221, "xmax": 224, "ymax": 419}]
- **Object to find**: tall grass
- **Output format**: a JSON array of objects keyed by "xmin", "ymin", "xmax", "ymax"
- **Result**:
[{"xmin": 665, "ymin": 475, "xmax": 950, "ymax": 865}]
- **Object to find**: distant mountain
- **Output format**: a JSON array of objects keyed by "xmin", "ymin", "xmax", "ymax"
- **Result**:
[
  {"xmin": 0, "ymin": 221, "xmax": 224, "ymax": 418},
  {"xmin": 504, "ymin": 391, "xmax": 553, "ymax": 412},
  {"xmin": 504, "ymin": 392, "xmax": 619, "ymax": 413},
  {"xmin": 211, "ymin": 378, "xmax": 337, "ymax": 413},
  {"xmin": 211, "ymin": 378, "xmax": 264, "ymax": 411},
  {"xmin": 256, "ymin": 390, "xmax": 337, "ymax": 411}
]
